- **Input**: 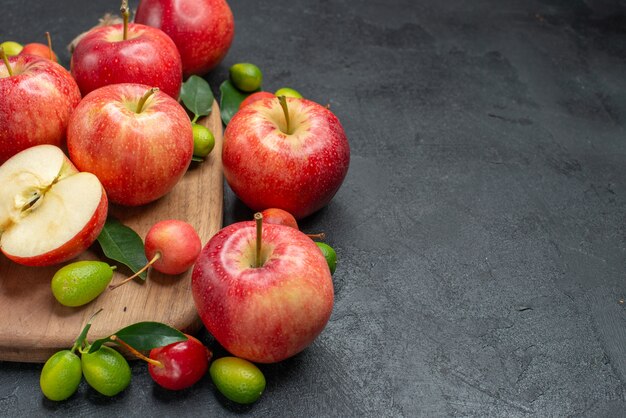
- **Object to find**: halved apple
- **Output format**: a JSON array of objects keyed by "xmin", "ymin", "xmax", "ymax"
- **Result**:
[{"xmin": 0, "ymin": 145, "xmax": 108, "ymax": 266}]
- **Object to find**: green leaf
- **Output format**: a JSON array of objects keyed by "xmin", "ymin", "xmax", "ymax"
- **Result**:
[
  {"xmin": 96, "ymin": 217, "xmax": 148, "ymax": 280},
  {"xmin": 219, "ymin": 80, "xmax": 260, "ymax": 125},
  {"xmin": 181, "ymin": 75, "xmax": 214, "ymax": 119},
  {"xmin": 88, "ymin": 322, "xmax": 187, "ymax": 353}
]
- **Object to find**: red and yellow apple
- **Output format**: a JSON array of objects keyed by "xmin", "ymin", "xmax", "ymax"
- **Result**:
[
  {"xmin": 67, "ymin": 83, "xmax": 193, "ymax": 206},
  {"xmin": 223, "ymin": 97, "xmax": 350, "ymax": 219},
  {"xmin": 135, "ymin": 0, "xmax": 234, "ymax": 77},
  {"xmin": 70, "ymin": 21, "xmax": 182, "ymax": 98},
  {"xmin": 0, "ymin": 145, "xmax": 108, "ymax": 266},
  {"xmin": 192, "ymin": 219, "xmax": 334, "ymax": 363},
  {"xmin": 0, "ymin": 54, "xmax": 81, "ymax": 164}
]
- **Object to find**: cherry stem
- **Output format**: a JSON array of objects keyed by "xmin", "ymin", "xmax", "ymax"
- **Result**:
[
  {"xmin": 108, "ymin": 253, "xmax": 160, "ymax": 291},
  {"xmin": 110, "ymin": 335, "xmax": 163, "ymax": 368},
  {"xmin": 136, "ymin": 87, "xmax": 159, "ymax": 113},
  {"xmin": 307, "ymin": 232, "xmax": 326, "ymax": 241},
  {"xmin": 254, "ymin": 212, "xmax": 263, "ymax": 268},
  {"xmin": 45, "ymin": 31, "xmax": 53, "ymax": 60},
  {"xmin": 121, "ymin": 0, "xmax": 130, "ymax": 41},
  {"xmin": 0, "ymin": 47, "xmax": 13, "ymax": 77},
  {"xmin": 278, "ymin": 95, "xmax": 291, "ymax": 135}
]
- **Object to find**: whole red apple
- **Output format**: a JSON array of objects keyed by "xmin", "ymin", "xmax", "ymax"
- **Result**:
[
  {"xmin": 0, "ymin": 54, "xmax": 81, "ymax": 164},
  {"xmin": 0, "ymin": 145, "xmax": 108, "ymax": 266},
  {"xmin": 71, "ymin": 20, "xmax": 182, "ymax": 98},
  {"xmin": 135, "ymin": 0, "xmax": 234, "ymax": 77},
  {"xmin": 67, "ymin": 83, "xmax": 193, "ymax": 206},
  {"xmin": 191, "ymin": 219, "xmax": 334, "ymax": 363},
  {"xmin": 223, "ymin": 97, "xmax": 350, "ymax": 219}
]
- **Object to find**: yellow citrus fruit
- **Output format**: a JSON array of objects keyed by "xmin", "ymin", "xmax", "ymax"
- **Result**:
[
  {"xmin": 209, "ymin": 357, "xmax": 266, "ymax": 404},
  {"xmin": 40, "ymin": 350, "xmax": 82, "ymax": 401},
  {"xmin": 51, "ymin": 261, "xmax": 115, "ymax": 307},
  {"xmin": 0, "ymin": 41, "xmax": 23, "ymax": 56},
  {"xmin": 274, "ymin": 87, "xmax": 303, "ymax": 99},
  {"xmin": 81, "ymin": 346, "xmax": 131, "ymax": 397},
  {"xmin": 229, "ymin": 63, "xmax": 263, "ymax": 92},
  {"xmin": 315, "ymin": 242, "xmax": 337, "ymax": 275},
  {"xmin": 192, "ymin": 123, "xmax": 215, "ymax": 158}
]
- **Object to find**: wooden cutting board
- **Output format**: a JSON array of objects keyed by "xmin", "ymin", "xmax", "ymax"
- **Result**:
[{"xmin": 0, "ymin": 101, "xmax": 223, "ymax": 363}]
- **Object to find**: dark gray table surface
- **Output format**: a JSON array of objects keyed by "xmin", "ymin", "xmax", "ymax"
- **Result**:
[{"xmin": 2, "ymin": 0, "xmax": 626, "ymax": 416}]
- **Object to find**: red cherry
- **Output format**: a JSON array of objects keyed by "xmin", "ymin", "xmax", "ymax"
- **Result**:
[
  {"xmin": 260, "ymin": 208, "xmax": 298, "ymax": 229},
  {"xmin": 20, "ymin": 43, "xmax": 58, "ymax": 62},
  {"xmin": 148, "ymin": 334, "xmax": 212, "ymax": 390}
]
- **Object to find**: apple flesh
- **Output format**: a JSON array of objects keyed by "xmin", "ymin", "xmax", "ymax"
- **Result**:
[
  {"xmin": 0, "ymin": 55, "xmax": 81, "ymax": 164},
  {"xmin": 145, "ymin": 220, "xmax": 202, "ymax": 275},
  {"xmin": 135, "ymin": 0, "xmax": 234, "ymax": 78},
  {"xmin": 192, "ymin": 221, "xmax": 334, "ymax": 363},
  {"xmin": 67, "ymin": 83, "xmax": 194, "ymax": 206},
  {"xmin": 223, "ymin": 97, "xmax": 350, "ymax": 219},
  {"xmin": 71, "ymin": 23, "xmax": 182, "ymax": 98},
  {"xmin": 0, "ymin": 145, "xmax": 108, "ymax": 266}
]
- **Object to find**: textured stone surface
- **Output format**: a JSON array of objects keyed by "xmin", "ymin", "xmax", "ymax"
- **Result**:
[{"xmin": 1, "ymin": 0, "xmax": 626, "ymax": 416}]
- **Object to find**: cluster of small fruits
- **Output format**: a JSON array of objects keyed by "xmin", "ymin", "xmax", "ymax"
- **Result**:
[
  {"xmin": 40, "ymin": 311, "xmax": 265, "ymax": 404},
  {"xmin": 1, "ymin": 0, "xmax": 349, "ymax": 408}
]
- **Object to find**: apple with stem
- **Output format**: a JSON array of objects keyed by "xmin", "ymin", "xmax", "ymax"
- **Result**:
[
  {"xmin": 0, "ymin": 48, "xmax": 81, "ymax": 164},
  {"xmin": 109, "ymin": 219, "xmax": 201, "ymax": 290},
  {"xmin": 223, "ymin": 96, "xmax": 350, "ymax": 220},
  {"xmin": 67, "ymin": 83, "xmax": 194, "ymax": 206},
  {"xmin": 19, "ymin": 32, "xmax": 58, "ymax": 62},
  {"xmin": 135, "ymin": 0, "xmax": 234, "ymax": 78},
  {"xmin": 71, "ymin": 0, "xmax": 182, "ymax": 98},
  {"xmin": 192, "ymin": 213, "xmax": 334, "ymax": 363},
  {"xmin": 0, "ymin": 145, "xmax": 108, "ymax": 266}
]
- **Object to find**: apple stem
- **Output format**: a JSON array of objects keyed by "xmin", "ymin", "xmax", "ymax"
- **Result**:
[
  {"xmin": 0, "ymin": 46, "xmax": 13, "ymax": 77},
  {"xmin": 136, "ymin": 87, "xmax": 159, "ymax": 113},
  {"xmin": 306, "ymin": 232, "xmax": 326, "ymax": 241},
  {"xmin": 121, "ymin": 0, "xmax": 130, "ymax": 41},
  {"xmin": 108, "ymin": 253, "xmax": 160, "ymax": 291},
  {"xmin": 277, "ymin": 95, "xmax": 292, "ymax": 135},
  {"xmin": 110, "ymin": 335, "xmax": 164, "ymax": 368},
  {"xmin": 45, "ymin": 32, "xmax": 53, "ymax": 61},
  {"xmin": 254, "ymin": 212, "xmax": 263, "ymax": 268}
]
